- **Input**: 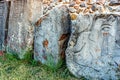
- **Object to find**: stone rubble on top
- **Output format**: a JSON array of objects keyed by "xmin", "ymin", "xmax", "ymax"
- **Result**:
[{"xmin": 42, "ymin": 0, "xmax": 120, "ymax": 16}]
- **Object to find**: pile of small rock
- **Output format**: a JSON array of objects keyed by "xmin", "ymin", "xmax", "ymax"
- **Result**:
[{"xmin": 42, "ymin": 0, "xmax": 120, "ymax": 20}]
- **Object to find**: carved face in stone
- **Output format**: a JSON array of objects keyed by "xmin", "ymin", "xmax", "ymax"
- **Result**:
[{"xmin": 66, "ymin": 14, "xmax": 120, "ymax": 79}]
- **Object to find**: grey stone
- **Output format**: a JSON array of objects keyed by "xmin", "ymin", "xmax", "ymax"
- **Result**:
[
  {"xmin": 0, "ymin": 1, "xmax": 9, "ymax": 51},
  {"xmin": 66, "ymin": 14, "xmax": 120, "ymax": 79},
  {"xmin": 34, "ymin": 5, "xmax": 71, "ymax": 65},
  {"xmin": 91, "ymin": 3, "xmax": 97, "ymax": 11},
  {"xmin": 109, "ymin": 0, "xmax": 120, "ymax": 6},
  {"xmin": 80, "ymin": 2, "xmax": 86, "ymax": 7},
  {"xmin": 69, "ymin": 7, "xmax": 76, "ymax": 13},
  {"xmin": 7, "ymin": 0, "xmax": 42, "ymax": 59}
]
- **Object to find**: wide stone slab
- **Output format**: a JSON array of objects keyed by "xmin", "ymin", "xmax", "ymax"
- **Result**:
[
  {"xmin": 66, "ymin": 14, "xmax": 120, "ymax": 79},
  {"xmin": 34, "ymin": 5, "xmax": 70, "ymax": 65}
]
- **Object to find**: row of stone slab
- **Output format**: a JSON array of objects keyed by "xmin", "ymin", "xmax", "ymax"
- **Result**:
[
  {"xmin": 0, "ymin": 0, "xmax": 120, "ymax": 79},
  {"xmin": 35, "ymin": 5, "xmax": 120, "ymax": 79}
]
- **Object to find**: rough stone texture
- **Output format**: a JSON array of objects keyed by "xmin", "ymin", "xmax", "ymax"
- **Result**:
[
  {"xmin": 66, "ymin": 14, "xmax": 120, "ymax": 79},
  {"xmin": 1, "ymin": 0, "xmax": 120, "ymax": 79},
  {"xmin": 34, "ymin": 5, "xmax": 71, "ymax": 65},
  {"xmin": 0, "ymin": 1, "xmax": 8, "ymax": 50},
  {"xmin": 26, "ymin": 0, "xmax": 43, "ymax": 23},
  {"xmin": 7, "ymin": 0, "xmax": 42, "ymax": 58}
]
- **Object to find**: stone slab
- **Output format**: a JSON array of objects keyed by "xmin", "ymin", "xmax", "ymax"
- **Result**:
[
  {"xmin": 66, "ymin": 14, "xmax": 120, "ymax": 79},
  {"xmin": 34, "ymin": 5, "xmax": 70, "ymax": 65}
]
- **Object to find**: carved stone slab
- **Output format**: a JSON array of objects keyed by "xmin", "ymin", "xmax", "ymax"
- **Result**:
[{"xmin": 66, "ymin": 14, "xmax": 120, "ymax": 79}]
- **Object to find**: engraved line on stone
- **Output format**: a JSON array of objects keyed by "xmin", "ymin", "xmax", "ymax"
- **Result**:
[
  {"xmin": 74, "ymin": 43, "xmax": 86, "ymax": 54},
  {"xmin": 74, "ymin": 60, "xmax": 100, "ymax": 72}
]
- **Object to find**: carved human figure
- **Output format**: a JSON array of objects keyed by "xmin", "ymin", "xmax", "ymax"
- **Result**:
[{"xmin": 66, "ymin": 14, "xmax": 120, "ymax": 79}]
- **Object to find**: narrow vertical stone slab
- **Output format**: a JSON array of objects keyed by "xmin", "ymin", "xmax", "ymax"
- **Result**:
[
  {"xmin": 7, "ymin": 0, "xmax": 42, "ymax": 58},
  {"xmin": 34, "ymin": 5, "xmax": 70, "ymax": 65},
  {"xmin": 66, "ymin": 14, "xmax": 120, "ymax": 79},
  {"xmin": 0, "ymin": 1, "xmax": 8, "ymax": 51},
  {"xmin": 7, "ymin": 0, "xmax": 28, "ymax": 58}
]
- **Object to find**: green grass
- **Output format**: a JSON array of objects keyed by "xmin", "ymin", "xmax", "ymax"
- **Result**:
[{"xmin": 0, "ymin": 53, "xmax": 84, "ymax": 80}]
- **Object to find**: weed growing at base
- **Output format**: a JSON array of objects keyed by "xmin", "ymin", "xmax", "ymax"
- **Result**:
[{"xmin": 0, "ymin": 53, "xmax": 85, "ymax": 80}]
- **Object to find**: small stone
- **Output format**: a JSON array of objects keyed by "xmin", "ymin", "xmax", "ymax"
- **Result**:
[
  {"xmin": 89, "ymin": 8, "xmax": 94, "ymax": 13},
  {"xmin": 70, "ymin": 13, "xmax": 77, "ymax": 20},
  {"xmin": 84, "ymin": 8, "xmax": 89, "ymax": 13},
  {"xmin": 87, "ymin": 4, "xmax": 92, "ymax": 9},
  {"xmin": 43, "ymin": 0, "xmax": 48, "ymax": 4},
  {"xmin": 80, "ymin": 2, "xmax": 86, "ymax": 7},
  {"xmin": 63, "ymin": 2, "xmax": 69, "ymax": 4},
  {"xmin": 76, "ymin": 0, "xmax": 81, "ymax": 4},
  {"xmin": 76, "ymin": 7, "xmax": 84, "ymax": 14},
  {"xmin": 109, "ymin": 0, "xmax": 120, "ymax": 6},
  {"xmin": 74, "ymin": 4, "xmax": 79, "ymax": 10},
  {"xmin": 76, "ymin": 9, "xmax": 81, "ymax": 14},
  {"xmin": 69, "ymin": 7, "xmax": 76, "ymax": 13},
  {"xmin": 96, "ymin": 0, "xmax": 106, "ymax": 4},
  {"xmin": 108, "ymin": 6, "xmax": 113, "ymax": 12},
  {"xmin": 91, "ymin": 3, "xmax": 97, "ymax": 11},
  {"xmin": 50, "ymin": 0, "xmax": 53, "ymax": 3},
  {"xmin": 50, "ymin": 3, "xmax": 55, "ymax": 7},
  {"xmin": 86, "ymin": 0, "xmax": 92, "ymax": 4},
  {"xmin": 55, "ymin": 2, "xmax": 59, "ymax": 5},
  {"xmin": 97, "ymin": 6, "xmax": 105, "ymax": 13},
  {"xmin": 47, "ymin": 1, "xmax": 51, "ymax": 6},
  {"xmin": 69, "ymin": 1, "xmax": 75, "ymax": 7}
]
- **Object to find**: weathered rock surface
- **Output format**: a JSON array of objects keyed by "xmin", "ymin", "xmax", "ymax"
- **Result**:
[
  {"xmin": 1, "ymin": 0, "xmax": 120, "ymax": 79},
  {"xmin": 0, "ymin": 1, "xmax": 9, "ymax": 50},
  {"xmin": 34, "ymin": 5, "xmax": 71, "ymax": 65},
  {"xmin": 66, "ymin": 14, "xmax": 120, "ymax": 79},
  {"xmin": 7, "ymin": 0, "xmax": 42, "ymax": 58}
]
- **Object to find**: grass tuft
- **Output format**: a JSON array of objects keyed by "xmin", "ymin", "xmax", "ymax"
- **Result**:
[{"xmin": 0, "ymin": 53, "xmax": 81, "ymax": 80}]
